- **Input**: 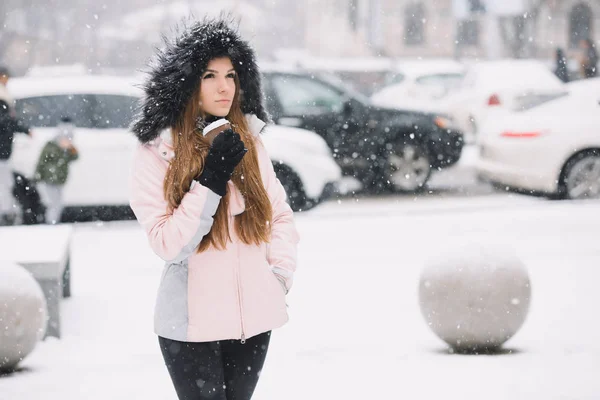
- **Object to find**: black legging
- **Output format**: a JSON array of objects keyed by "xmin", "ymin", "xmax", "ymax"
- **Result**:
[{"xmin": 158, "ymin": 331, "xmax": 271, "ymax": 400}]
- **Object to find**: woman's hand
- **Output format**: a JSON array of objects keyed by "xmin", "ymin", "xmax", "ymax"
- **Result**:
[{"xmin": 196, "ymin": 129, "xmax": 247, "ymax": 196}]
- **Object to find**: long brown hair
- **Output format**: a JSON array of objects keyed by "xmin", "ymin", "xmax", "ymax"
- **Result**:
[{"xmin": 164, "ymin": 68, "xmax": 273, "ymax": 252}]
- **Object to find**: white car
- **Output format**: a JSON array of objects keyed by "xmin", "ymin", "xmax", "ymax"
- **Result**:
[
  {"xmin": 440, "ymin": 60, "xmax": 565, "ymax": 142},
  {"xmin": 261, "ymin": 124, "xmax": 341, "ymax": 211},
  {"xmin": 370, "ymin": 59, "xmax": 465, "ymax": 112},
  {"xmin": 476, "ymin": 78, "xmax": 600, "ymax": 200},
  {"xmin": 8, "ymin": 75, "xmax": 341, "ymax": 218}
]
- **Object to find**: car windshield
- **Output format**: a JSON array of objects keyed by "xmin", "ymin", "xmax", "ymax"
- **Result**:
[
  {"xmin": 314, "ymin": 72, "xmax": 373, "ymax": 105},
  {"xmin": 514, "ymin": 91, "xmax": 570, "ymax": 111},
  {"xmin": 92, "ymin": 95, "xmax": 138, "ymax": 129},
  {"xmin": 416, "ymin": 73, "xmax": 465, "ymax": 90},
  {"xmin": 463, "ymin": 62, "xmax": 562, "ymax": 91},
  {"xmin": 14, "ymin": 94, "xmax": 139, "ymax": 129},
  {"xmin": 515, "ymin": 79, "xmax": 600, "ymax": 112},
  {"xmin": 383, "ymin": 72, "xmax": 405, "ymax": 86},
  {"xmin": 15, "ymin": 94, "xmax": 94, "ymax": 128}
]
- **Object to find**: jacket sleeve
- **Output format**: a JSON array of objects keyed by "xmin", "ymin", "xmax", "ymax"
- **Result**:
[
  {"xmin": 129, "ymin": 143, "xmax": 222, "ymax": 263},
  {"xmin": 0, "ymin": 101, "xmax": 15, "ymax": 136},
  {"xmin": 256, "ymin": 137, "xmax": 300, "ymax": 293},
  {"xmin": 34, "ymin": 143, "xmax": 52, "ymax": 181},
  {"xmin": 0, "ymin": 100, "xmax": 29, "ymax": 134}
]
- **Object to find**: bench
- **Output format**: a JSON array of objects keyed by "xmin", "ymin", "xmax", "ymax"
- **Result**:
[{"xmin": 0, "ymin": 224, "xmax": 73, "ymax": 339}]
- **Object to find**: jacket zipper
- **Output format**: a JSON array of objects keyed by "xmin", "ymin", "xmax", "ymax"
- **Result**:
[{"xmin": 234, "ymin": 240, "xmax": 246, "ymax": 344}]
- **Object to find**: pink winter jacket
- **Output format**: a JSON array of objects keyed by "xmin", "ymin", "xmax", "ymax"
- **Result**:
[{"xmin": 129, "ymin": 114, "xmax": 299, "ymax": 343}]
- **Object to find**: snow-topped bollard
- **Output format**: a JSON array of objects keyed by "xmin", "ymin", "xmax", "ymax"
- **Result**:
[
  {"xmin": 0, "ymin": 262, "xmax": 48, "ymax": 371},
  {"xmin": 418, "ymin": 244, "xmax": 531, "ymax": 352}
]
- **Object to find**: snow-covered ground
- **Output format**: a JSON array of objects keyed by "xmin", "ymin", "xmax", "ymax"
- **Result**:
[{"xmin": 1, "ymin": 194, "xmax": 599, "ymax": 399}]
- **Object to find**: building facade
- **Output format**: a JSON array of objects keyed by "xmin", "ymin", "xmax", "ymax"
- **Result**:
[{"xmin": 304, "ymin": 0, "xmax": 600, "ymax": 60}]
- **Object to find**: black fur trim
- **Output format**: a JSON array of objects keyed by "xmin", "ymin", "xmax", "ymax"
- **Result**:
[{"xmin": 131, "ymin": 15, "xmax": 270, "ymax": 143}]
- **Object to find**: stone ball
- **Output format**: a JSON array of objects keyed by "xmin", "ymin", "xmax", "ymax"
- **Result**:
[
  {"xmin": 0, "ymin": 262, "xmax": 48, "ymax": 371},
  {"xmin": 419, "ymin": 244, "xmax": 531, "ymax": 352}
]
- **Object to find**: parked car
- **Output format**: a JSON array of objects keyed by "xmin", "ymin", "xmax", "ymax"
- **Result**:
[
  {"xmin": 476, "ymin": 77, "xmax": 600, "ymax": 200},
  {"xmin": 261, "ymin": 68, "xmax": 464, "ymax": 193},
  {"xmin": 8, "ymin": 75, "xmax": 341, "ymax": 219},
  {"xmin": 440, "ymin": 60, "xmax": 565, "ymax": 141},
  {"xmin": 260, "ymin": 124, "xmax": 341, "ymax": 211},
  {"xmin": 9, "ymin": 75, "xmax": 141, "ymax": 221},
  {"xmin": 371, "ymin": 59, "xmax": 465, "ymax": 112}
]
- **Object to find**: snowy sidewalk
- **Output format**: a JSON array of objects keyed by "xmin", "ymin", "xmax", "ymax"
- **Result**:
[{"xmin": 1, "ymin": 195, "xmax": 599, "ymax": 399}]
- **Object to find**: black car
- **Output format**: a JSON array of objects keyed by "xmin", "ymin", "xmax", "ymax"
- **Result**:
[{"xmin": 261, "ymin": 70, "xmax": 464, "ymax": 193}]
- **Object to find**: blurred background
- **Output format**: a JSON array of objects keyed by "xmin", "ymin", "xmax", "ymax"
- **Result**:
[
  {"xmin": 1, "ymin": 0, "xmax": 597, "ymax": 75},
  {"xmin": 1, "ymin": 2, "xmax": 600, "ymax": 399},
  {"xmin": 1, "ymin": 0, "xmax": 598, "ymax": 224}
]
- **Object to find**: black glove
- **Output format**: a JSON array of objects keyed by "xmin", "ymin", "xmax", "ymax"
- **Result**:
[{"xmin": 196, "ymin": 129, "xmax": 247, "ymax": 196}]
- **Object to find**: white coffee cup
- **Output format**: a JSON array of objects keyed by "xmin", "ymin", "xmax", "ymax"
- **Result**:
[{"xmin": 202, "ymin": 118, "xmax": 231, "ymax": 145}]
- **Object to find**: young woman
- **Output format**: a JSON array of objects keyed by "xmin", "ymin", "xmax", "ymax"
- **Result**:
[{"xmin": 129, "ymin": 17, "xmax": 299, "ymax": 400}]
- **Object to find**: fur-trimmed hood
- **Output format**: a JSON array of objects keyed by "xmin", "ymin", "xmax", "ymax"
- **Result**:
[{"xmin": 131, "ymin": 16, "xmax": 269, "ymax": 144}]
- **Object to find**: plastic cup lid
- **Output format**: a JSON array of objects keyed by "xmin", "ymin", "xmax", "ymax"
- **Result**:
[{"xmin": 202, "ymin": 118, "xmax": 229, "ymax": 136}]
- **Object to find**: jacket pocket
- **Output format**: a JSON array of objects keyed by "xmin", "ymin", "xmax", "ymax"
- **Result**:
[
  {"xmin": 262, "ymin": 242, "xmax": 287, "ymax": 295},
  {"xmin": 271, "ymin": 269, "xmax": 288, "ymax": 295}
]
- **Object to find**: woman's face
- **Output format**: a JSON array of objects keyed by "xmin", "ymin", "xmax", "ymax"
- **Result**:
[{"xmin": 199, "ymin": 57, "xmax": 236, "ymax": 118}]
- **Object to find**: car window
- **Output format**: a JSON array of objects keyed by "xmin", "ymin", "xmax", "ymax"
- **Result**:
[
  {"xmin": 514, "ymin": 92, "xmax": 569, "ymax": 111},
  {"xmin": 416, "ymin": 73, "xmax": 464, "ymax": 90},
  {"xmin": 261, "ymin": 75, "xmax": 281, "ymax": 114},
  {"xmin": 316, "ymin": 72, "xmax": 371, "ymax": 105},
  {"xmin": 270, "ymin": 75, "xmax": 345, "ymax": 115},
  {"xmin": 385, "ymin": 72, "xmax": 405, "ymax": 86},
  {"xmin": 92, "ymin": 95, "xmax": 138, "ymax": 129},
  {"xmin": 15, "ymin": 95, "xmax": 93, "ymax": 128}
]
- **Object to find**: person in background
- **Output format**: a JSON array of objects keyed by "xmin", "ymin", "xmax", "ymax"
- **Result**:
[
  {"xmin": 0, "ymin": 65, "xmax": 31, "ymax": 226},
  {"xmin": 554, "ymin": 48, "xmax": 570, "ymax": 83},
  {"xmin": 34, "ymin": 116, "xmax": 78, "ymax": 224},
  {"xmin": 579, "ymin": 38, "xmax": 598, "ymax": 79}
]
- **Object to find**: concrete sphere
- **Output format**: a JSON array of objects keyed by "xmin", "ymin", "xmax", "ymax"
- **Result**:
[
  {"xmin": 0, "ymin": 262, "xmax": 48, "ymax": 371},
  {"xmin": 419, "ymin": 244, "xmax": 531, "ymax": 352}
]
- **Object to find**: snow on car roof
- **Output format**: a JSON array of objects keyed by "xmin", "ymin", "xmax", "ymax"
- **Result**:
[
  {"xmin": 297, "ymin": 56, "xmax": 394, "ymax": 72},
  {"xmin": 257, "ymin": 61, "xmax": 300, "ymax": 74},
  {"xmin": 261, "ymin": 58, "xmax": 465, "ymax": 80},
  {"xmin": 566, "ymin": 77, "xmax": 600, "ymax": 95},
  {"xmin": 8, "ymin": 75, "xmax": 143, "ymax": 99},
  {"xmin": 394, "ymin": 59, "xmax": 465, "ymax": 78},
  {"xmin": 464, "ymin": 59, "xmax": 564, "ymax": 91}
]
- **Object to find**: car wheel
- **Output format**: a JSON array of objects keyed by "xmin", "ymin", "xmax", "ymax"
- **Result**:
[
  {"xmin": 386, "ymin": 141, "xmax": 432, "ymax": 192},
  {"xmin": 273, "ymin": 163, "xmax": 316, "ymax": 212},
  {"xmin": 559, "ymin": 150, "xmax": 600, "ymax": 200}
]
